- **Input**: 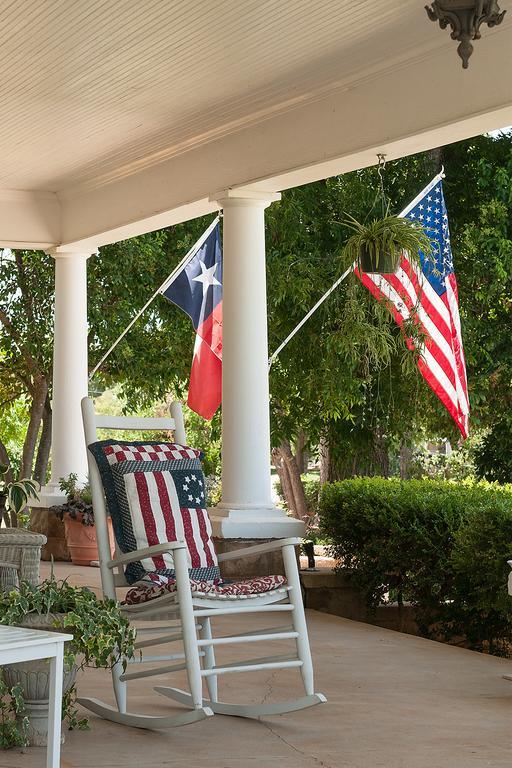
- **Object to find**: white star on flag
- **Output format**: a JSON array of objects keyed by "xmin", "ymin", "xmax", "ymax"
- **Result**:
[{"xmin": 193, "ymin": 261, "xmax": 221, "ymax": 297}]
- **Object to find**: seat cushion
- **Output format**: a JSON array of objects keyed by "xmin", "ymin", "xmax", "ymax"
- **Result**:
[
  {"xmin": 124, "ymin": 574, "xmax": 287, "ymax": 605},
  {"xmin": 88, "ymin": 440, "xmax": 220, "ymax": 585}
]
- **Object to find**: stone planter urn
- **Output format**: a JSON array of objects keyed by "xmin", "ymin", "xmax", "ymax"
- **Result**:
[{"xmin": 1, "ymin": 614, "xmax": 76, "ymax": 746}]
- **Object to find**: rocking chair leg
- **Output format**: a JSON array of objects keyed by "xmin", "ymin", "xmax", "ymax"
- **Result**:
[
  {"xmin": 199, "ymin": 617, "xmax": 218, "ymax": 703},
  {"xmin": 175, "ymin": 548, "xmax": 203, "ymax": 708},
  {"xmin": 112, "ymin": 659, "xmax": 127, "ymax": 713},
  {"xmin": 282, "ymin": 543, "xmax": 314, "ymax": 695},
  {"xmin": 155, "ymin": 686, "xmax": 326, "ymax": 718}
]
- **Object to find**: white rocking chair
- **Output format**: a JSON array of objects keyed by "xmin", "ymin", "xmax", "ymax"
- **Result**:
[{"xmin": 80, "ymin": 396, "xmax": 325, "ymax": 729}]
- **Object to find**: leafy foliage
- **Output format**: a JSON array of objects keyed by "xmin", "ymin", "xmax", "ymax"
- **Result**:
[
  {"xmin": 319, "ymin": 477, "xmax": 512, "ymax": 654},
  {"xmin": 50, "ymin": 474, "xmax": 94, "ymax": 526},
  {"xmin": 410, "ymin": 433, "xmax": 482, "ymax": 481},
  {"xmin": 342, "ymin": 213, "xmax": 431, "ymax": 273},
  {"xmin": 474, "ymin": 420, "xmax": 512, "ymax": 484},
  {"xmin": 0, "ymin": 579, "xmax": 135, "ymax": 672},
  {"xmin": 0, "ymin": 464, "xmax": 39, "ymax": 527},
  {"xmin": 0, "ymin": 578, "xmax": 135, "ymax": 731},
  {"xmin": 0, "ymin": 679, "xmax": 28, "ymax": 749}
]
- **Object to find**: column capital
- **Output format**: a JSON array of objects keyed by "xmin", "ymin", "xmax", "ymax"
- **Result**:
[
  {"xmin": 209, "ymin": 188, "xmax": 281, "ymax": 208},
  {"xmin": 46, "ymin": 246, "xmax": 96, "ymax": 259}
]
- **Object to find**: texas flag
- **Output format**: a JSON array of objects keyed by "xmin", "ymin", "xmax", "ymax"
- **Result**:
[{"xmin": 161, "ymin": 222, "xmax": 222, "ymax": 419}]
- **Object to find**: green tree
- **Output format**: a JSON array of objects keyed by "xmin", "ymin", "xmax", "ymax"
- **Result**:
[{"xmin": 2, "ymin": 132, "xmax": 511, "ymax": 511}]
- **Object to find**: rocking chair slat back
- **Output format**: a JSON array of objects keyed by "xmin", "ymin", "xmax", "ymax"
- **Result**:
[{"xmin": 81, "ymin": 396, "xmax": 186, "ymax": 598}]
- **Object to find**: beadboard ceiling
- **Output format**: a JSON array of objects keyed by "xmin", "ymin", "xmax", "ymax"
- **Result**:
[{"xmin": 0, "ymin": 0, "xmax": 479, "ymax": 193}]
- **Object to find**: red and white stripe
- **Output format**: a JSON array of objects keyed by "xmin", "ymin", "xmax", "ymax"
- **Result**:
[
  {"xmin": 122, "ymin": 470, "xmax": 217, "ymax": 573},
  {"xmin": 104, "ymin": 443, "xmax": 200, "ymax": 465},
  {"xmin": 356, "ymin": 252, "xmax": 469, "ymax": 439}
]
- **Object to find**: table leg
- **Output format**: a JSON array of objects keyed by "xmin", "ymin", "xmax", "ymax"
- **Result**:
[{"xmin": 47, "ymin": 645, "xmax": 64, "ymax": 768}]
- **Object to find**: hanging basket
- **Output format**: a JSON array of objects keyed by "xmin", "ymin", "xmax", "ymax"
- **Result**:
[{"xmin": 358, "ymin": 243, "xmax": 400, "ymax": 275}]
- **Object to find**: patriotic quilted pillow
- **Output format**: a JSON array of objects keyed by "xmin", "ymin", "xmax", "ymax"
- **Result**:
[{"xmin": 87, "ymin": 440, "xmax": 219, "ymax": 585}]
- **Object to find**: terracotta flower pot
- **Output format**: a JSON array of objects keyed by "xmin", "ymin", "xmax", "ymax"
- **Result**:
[{"xmin": 63, "ymin": 514, "xmax": 115, "ymax": 566}]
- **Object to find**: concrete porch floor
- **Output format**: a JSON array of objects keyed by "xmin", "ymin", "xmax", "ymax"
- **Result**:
[{"xmin": 3, "ymin": 562, "xmax": 512, "ymax": 768}]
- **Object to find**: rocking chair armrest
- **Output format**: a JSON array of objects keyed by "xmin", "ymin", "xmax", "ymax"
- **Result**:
[
  {"xmin": 107, "ymin": 541, "xmax": 187, "ymax": 569},
  {"xmin": 216, "ymin": 537, "xmax": 301, "ymax": 563}
]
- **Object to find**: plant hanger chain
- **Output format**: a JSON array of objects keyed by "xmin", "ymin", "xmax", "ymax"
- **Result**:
[{"xmin": 376, "ymin": 153, "xmax": 387, "ymax": 218}]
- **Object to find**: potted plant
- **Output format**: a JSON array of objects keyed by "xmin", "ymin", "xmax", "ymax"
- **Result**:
[
  {"xmin": 0, "ymin": 577, "xmax": 135, "ymax": 745},
  {"xmin": 50, "ymin": 474, "xmax": 114, "ymax": 566},
  {"xmin": 0, "ymin": 462, "xmax": 40, "ymax": 528},
  {"xmin": 343, "ymin": 213, "xmax": 432, "ymax": 275}
]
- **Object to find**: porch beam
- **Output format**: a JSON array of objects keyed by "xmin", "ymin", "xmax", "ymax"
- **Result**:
[
  {"xmin": 54, "ymin": 26, "xmax": 512, "ymax": 251},
  {"xmin": 0, "ymin": 190, "xmax": 60, "ymax": 250}
]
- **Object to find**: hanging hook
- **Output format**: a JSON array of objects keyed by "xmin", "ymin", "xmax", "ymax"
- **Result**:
[{"xmin": 377, "ymin": 153, "xmax": 387, "ymax": 217}]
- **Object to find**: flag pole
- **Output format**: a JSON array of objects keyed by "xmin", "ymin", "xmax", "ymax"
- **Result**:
[
  {"xmin": 88, "ymin": 216, "xmax": 220, "ymax": 381},
  {"xmin": 268, "ymin": 263, "xmax": 354, "ymax": 369}
]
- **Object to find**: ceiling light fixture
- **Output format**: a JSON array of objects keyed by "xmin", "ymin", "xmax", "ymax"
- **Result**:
[{"xmin": 425, "ymin": 1, "xmax": 506, "ymax": 68}]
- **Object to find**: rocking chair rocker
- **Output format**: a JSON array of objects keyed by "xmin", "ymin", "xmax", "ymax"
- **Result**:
[{"xmin": 80, "ymin": 396, "xmax": 325, "ymax": 729}]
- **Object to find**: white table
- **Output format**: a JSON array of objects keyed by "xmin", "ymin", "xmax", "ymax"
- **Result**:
[{"xmin": 0, "ymin": 625, "xmax": 73, "ymax": 767}]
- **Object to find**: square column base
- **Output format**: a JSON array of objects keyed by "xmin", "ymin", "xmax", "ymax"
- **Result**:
[{"xmin": 208, "ymin": 506, "xmax": 305, "ymax": 539}]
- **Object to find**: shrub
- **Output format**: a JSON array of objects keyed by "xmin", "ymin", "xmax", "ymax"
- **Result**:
[{"xmin": 319, "ymin": 477, "xmax": 512, "ymax": 654}]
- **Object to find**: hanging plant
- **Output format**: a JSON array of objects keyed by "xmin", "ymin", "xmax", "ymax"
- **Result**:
[
  {"xmin": 342, "ymin": 155, "xmax": 432, "ymax": 275},
  {"xmin": 343, "ymin": 213, "xmax": 432, "ymax": 275}
]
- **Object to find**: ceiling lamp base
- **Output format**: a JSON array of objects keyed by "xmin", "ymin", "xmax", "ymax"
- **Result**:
[{"xmin": 425, "ymin": 1, "xmax": 506, "ymax": 68}]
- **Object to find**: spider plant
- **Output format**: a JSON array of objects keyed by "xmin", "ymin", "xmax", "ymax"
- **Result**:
[{"xmin": 343, "ymin": 213, "xmax": 433, "ymax": 275}]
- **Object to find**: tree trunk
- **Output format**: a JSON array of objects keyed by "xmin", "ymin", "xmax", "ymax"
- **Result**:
[
  {"xmin": 294, "ymin": 430, "xmax": 308, "ymax": 474},
  {"xmin": 19, "ymin": 375, "xmax": 48, "ymax": 480},
  {"xmin": 272, "ymin": 447, "xmax": 295, "ymax": 516},
  {"xmin": 399, "ymin": 435, "xmax": 414, "ymax": 479},
  {"xmin": 319, "ymin": 434, "xmax": 331, "ymax": 485},
  {"xmin": 0, "ymin": 439, "xmax": 14, "ymax": 485},
  {"xmin": 272, "ymin": 440, "xmax": 310, "ymax": 522},
  {"xmin": 0, "ymin": 439, "xmax": 14, "ymax": 526},
  {"xmin": 372, "ymin": 428, "xmax": 389, "ymax": 478},
  {"xmin": 280, "ymin": 440, "xmax": 309, "ymax": 522},
  {"xmin": 33, "ymin": 397, "xmax": 52, "ymax": 485}
]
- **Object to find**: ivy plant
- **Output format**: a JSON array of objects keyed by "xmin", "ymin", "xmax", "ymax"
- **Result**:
[
  {"xmin": 0, "ymin": 578, "xmax": 136, "ymax": 729},
  {"xmin": 0, "ymin": 679, "xmax": 28, "ymax": 750}
]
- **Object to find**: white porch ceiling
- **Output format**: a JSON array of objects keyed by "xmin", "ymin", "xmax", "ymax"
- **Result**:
[{"xmin": 0, "ymin": 0, "xmax": 511, "ymax": 248}]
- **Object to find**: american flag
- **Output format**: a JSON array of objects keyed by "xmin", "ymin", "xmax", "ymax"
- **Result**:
[{"xmin": 356, "ymin": 175, "xmax": 469, "ymax": 438}]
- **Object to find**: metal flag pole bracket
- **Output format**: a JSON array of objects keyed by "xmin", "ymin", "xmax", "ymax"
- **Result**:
[{"xmin": 268, "ymin": 262, "xmax": 355, "ymax": 370}]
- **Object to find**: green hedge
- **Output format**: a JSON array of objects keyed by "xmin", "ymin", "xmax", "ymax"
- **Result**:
[{"xmin": 319, "ymin": 477, "xmax": 512, "ymax": 655}]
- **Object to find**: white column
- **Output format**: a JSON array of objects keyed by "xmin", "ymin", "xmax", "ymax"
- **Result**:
[
  {"xmin": 45, "ymin": 249, "xmax": 90, "ymax": 494},
  {"xmin": 208, "ymin": 189, "xmax": 304, "ymax": 539}
]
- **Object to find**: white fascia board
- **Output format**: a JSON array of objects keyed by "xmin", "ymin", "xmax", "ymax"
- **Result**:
[
  {"xmin": 0, "ymin": 190, "xmax": 60, "ymax": 249},
  {"xmin": 58, "ymin": 26, "xmax": 512, "ymax": 248}
]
